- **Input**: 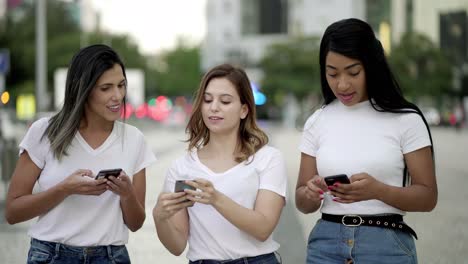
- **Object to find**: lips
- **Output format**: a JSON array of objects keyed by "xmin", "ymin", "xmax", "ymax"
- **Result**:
[
  {"xmin": 208, "ymin": 116, "xmax": 223, "ymax": 120},
  {"xmin": 338, "ymin": 93, "xmax": 355, "ymax": 103},
  {"xmin": 107, "ymin": 104, "xmax": 121, "ymax": 112}
]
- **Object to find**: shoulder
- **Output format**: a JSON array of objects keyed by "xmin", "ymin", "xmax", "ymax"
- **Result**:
[
  {"xmin": 115, "ymin": 121, "xmax": 145, "ymax": 139},
  {"xmin": 252, "ymin": 145, "xmax": 284, "ymax": 163},
  {"xmin": 28, "ymin": 117, "xmax": 50, "ymax": 135}
]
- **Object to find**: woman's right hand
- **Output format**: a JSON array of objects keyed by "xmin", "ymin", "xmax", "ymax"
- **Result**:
[
  {"xmin": 59, "ymin": 169, "xmax": 108, "ymax": 196},
  {"xmin": 153, "ymin": 192, "xmax": 195, "ymax": 222},
  {"xmin": 301, "ymin": 175, "xmax": 328, "ymax": 202}
]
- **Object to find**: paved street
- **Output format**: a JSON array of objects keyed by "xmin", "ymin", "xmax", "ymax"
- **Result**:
[{"xmin": 1, "ymin": 121, "xmax": 467, "ymax": 263}]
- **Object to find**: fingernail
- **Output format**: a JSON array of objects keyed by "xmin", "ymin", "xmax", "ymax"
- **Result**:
[
  {"xmin": 327, "ymin": 186, "xmax": 334, "ymax": 190},
  {"xmin": 332, "ymin": 197, "xmax": 339, "ymax": 201},
  {"xmin": 319, "ymin": 194, "xmax": 324, "ymax": 199},
  {"xmin": 333, "ymin": 183, "xmax": 340, "ymax": 187},
  {"xmin": 318, "ymin": 190, "xmax": 324, "ymax": 194}
]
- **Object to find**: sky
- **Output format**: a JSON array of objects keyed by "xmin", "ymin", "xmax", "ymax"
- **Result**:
[{"xmin": 90, "ymin": 0, "xmax": 207, "ymax": 55}]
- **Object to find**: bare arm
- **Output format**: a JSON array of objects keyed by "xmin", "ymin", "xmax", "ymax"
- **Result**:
[
  {"xmin": 378, "ymin": 147, "xmax": 437, "ymax": 211},
  {"xmin": 153, "ymin": 192, "xmax": 193, "ymax": 256},
  {"xmin": 109, "ymin": 169, "xmax": 146, "ymax": 232},
  {"xmin": 5, "ymin": 151, "xmax": 107, "ymax": 224},
  {"xmin": 331, "ymin": 147, "xmax": 437, "ymax": 212},
  {"xmin": 295, "ymin": 153, "xmax": 326, "ymax": 214}
]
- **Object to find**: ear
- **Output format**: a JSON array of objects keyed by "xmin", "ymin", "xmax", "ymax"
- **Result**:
[{"xmin": 240, "ymin": 104, "xmax": 249, "ymax": 120}]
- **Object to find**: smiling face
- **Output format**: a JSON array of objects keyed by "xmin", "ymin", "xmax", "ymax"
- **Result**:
[
  {"xmin": 325, "ymin": 51, "xmax": 368, "ymax": 106},
  {"xmin": 85, "ymin": 64, "xmax": 126, "ymax": 123},
  {"xmin": 201, "ymin": 77, "xmax": 248, "ymax": 135}
]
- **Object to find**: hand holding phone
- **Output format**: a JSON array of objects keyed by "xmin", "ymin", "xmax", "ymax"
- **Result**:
[
  {"xmin": 95, "ymin": 168, "xmax": 122, "ymax": 180},
  {"xmin": 324, "ymin": 174, "xmax": 350, "ymax": 186},
  {"xmin": 174, "ymin": 180, "xmax": 196, "ymax": 193}
]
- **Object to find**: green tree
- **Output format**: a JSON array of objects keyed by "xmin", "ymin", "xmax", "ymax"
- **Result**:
[
  {"xmin": 389, "ymin": 32, "xmax": 453, "ymax": 97},
  {"xmin": 259, "ymin": 37, "xmax": 321, "ymax": 103},
  {"xmin": 150, "ymin": 41, "xmax": 201, "ymax": 97}
]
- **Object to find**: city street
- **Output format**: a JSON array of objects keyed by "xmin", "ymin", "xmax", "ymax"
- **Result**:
[{"xmin": 1, "ymin": 121, "xmax": 467, "ymax": 264}]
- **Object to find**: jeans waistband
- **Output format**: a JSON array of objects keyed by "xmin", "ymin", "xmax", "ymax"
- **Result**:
[
  {"xmin": 30, "ymin": 238, "xmax": 125, "ymax": 257},
  {"xmin": 189, "ymin": 252, "xmax": 277, "ymax": 264}
]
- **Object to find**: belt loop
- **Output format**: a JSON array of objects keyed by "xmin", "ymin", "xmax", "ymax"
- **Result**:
[
  {"xmin": 106, "ymin": 245, "xmax": 113, "ymax": 261},
  {"xmin": 54, "ymin": 242, "xmax": 60, "ymax": 258}
]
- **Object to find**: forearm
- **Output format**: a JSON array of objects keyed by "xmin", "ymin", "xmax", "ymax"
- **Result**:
[
  {"xmin": 378, "ymin": 183, "xmax": 437, "ymax": 212},
  {"xmin": 213, "ymin": 193, "xmax": 277, "ymax": 242},
  {"xmin": 154, "ymin": 215, "xmax": 188, "ymax": 256},
  {"xmin": 120, "ymin": 193, "xmax": 146, "ymax": 232},
  {"xmin": 295, "ymin": 186, "xmax": 321, "ymax": 214},
  {"xmin": 6, "ymin": 185, "xmax": 69, "ymax": 224}
]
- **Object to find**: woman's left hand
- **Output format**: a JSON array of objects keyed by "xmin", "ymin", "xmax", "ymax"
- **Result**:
[
  {"xmin": 329, "ymin": 173, "xmax": 384, "ymax": 203},
  {"xmin": 106, "ymin": 172, "xmax": 135, "ymax": 200},
  {"xmin": 184, "ymin": 178, "xmax": 221, "ymax": 206}
]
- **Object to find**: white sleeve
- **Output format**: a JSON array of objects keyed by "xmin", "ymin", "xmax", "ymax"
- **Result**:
[
  {"xmin": 258, "ymin": 148, "xmax": 288, "ymax": 198},
  {"xmin": 133, "ymin": 129, "xmax": 157, "ymax": 175},
  {"xmin": 298, "ymin": 109, "xmax": 322, "ymax": 157},
  {"xmin": 162, "ymin": 160, "xmax": 179, "ymax": 193},
  {"xmin": 18, "ymin": 118, "xmax": 50, "ymax": 169},
  {"xmin": 400, "ymin": 113, "xmax": 432, "ymax": 154}
]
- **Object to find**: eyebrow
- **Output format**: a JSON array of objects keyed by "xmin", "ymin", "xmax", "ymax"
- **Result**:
[
  {"xmin": 97, "ymin": 79, "xmax": 126, "ymax": 87},
  {"xmin": 326, "ymin": 62, "xmax": 361, "ymax": 70},
  {"xmin": 204, "ymin": 92, "xmax": 233, "ymax": 98}
]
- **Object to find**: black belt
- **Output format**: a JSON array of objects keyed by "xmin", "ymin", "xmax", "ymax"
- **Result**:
[{"xmin": 322, "ymin": 213, "xmax": 418, "ymax": 239}]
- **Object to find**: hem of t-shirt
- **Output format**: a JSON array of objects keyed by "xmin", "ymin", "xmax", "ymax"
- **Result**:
[
  {"xmin": 320, "ymin": 208, "xmax": 406, "ymax": 216},
  {"xmin": 298, "ymin": 146, "xmax": 316, "ymax": 157},
  {"xmin": 402, "ymin": 142, "xmax": 432, "ymax": 155},
  {"xmin": 18, "ymin": 145, "xmax": 44, "ymax": 169},
  {"xmin": 187, "ymin": 248, "xmax": 280, "ymax": 262},
  {"xmin": 258, "ymin": 185, "xmax": 287, "ymax": 199},
  {"xmin": 28, "ymin": 234, "xmax": 127, "ymax": 247},
  {"xmin": 133, "ymin": 157, "xmax": 157, "ymax": 176}
]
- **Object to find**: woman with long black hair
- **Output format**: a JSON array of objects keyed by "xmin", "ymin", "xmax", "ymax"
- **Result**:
[{"xmin": 295, "ymin": 18, "xmax": 437, "ymax": 264}]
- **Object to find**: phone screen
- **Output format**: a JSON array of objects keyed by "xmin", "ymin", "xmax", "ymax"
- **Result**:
[
  {"xmin": 95, "ymin": 168, "xmax": 122, "ymax": 180},
  {"xmin": 324, "ymin": 174, "xmax": 350, "ymax": 186},
  {"xmin": 174, "ymin": 180, "xmax": 196, "ymax": 192}
]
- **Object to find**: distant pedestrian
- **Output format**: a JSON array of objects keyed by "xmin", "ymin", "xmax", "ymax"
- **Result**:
[
  {"xmin": 5, "ymin": 44, "xmax": 156, "ymax": 263},
  {"xmin": 153, "ymin": 64, "xmax": 287, "ymax": 263},
  {"xmin": 295, "ymin": 18, "xmax": 437, "ymax": 264}
]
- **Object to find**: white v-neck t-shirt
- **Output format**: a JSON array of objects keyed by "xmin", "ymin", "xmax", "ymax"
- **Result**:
[
  {"xmin": 299, "ymin": 100, "xmax": 431, "ymax": 215},
  {"xmin": 19, "ymin": 118, "xmax": 157, "ymax": 246},
  {"xmin": 162, "ymin": 145, "xmax": 288, "ymax": 261}
]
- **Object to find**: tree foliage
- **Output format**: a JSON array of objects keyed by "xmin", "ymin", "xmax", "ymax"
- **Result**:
[
  {"xmin": 389, "ymin": 32, "xmax": 453, "ymax": 97},
  {"xmin": 259, "ymin": 37, "xmax": 321, "ymax": 102},
  {"xmin": 150, "ymin": 42, "xmax": 201, "ymax": 97}
]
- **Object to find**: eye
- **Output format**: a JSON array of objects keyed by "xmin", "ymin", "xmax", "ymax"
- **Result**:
[
  {"xmin": 221, "ymin": 101, "xmax": 231, "ymax": 105},
  {"xmin": 203, "ymin": 98, "xmax": 212, "ymax": 103},
  {"xmin": 327, "ymin": 73, "xmax": 337, "ymax": 78},
  {"xmin": 350, "ymin": 71, "xmax": 360, "ymax": 77},
  {"xmin": 118, "ymin": 83, "xmax": 127, "ymax": 89}
]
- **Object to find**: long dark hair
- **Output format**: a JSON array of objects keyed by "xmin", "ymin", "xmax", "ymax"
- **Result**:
[
  {"xmin": 319, "ymin": 18, "xmax": 434, "ymax": 185},
  {"xmin": 43, "ymin": 44, "xmax": 127, "ymax": 160}
]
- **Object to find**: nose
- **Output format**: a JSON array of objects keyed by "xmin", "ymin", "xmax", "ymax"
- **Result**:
[
  {"xmin": 111, "ymin": 86, "xmax": 125, "ymax": 101},
  {"xmin": 209, "ymin": 100, "xmax": 220, "ymax": 112},
  {"xmin": 337, "ymin": 76, "xmax": 351, "ymax": 91}
]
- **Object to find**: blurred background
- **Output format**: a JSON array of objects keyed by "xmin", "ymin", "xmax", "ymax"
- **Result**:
[{"xmin": 0, "ymin": 0, "xmax": 467, "ymax": 263}]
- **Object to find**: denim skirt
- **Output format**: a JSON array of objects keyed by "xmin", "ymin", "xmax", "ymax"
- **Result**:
[
  {"xmin": 306, "ymin": 219, "xmax": 417, "ymax": 264},
  {"xmin": 27, "ymin": 238, "xmax": 130, "ymax": 264}
]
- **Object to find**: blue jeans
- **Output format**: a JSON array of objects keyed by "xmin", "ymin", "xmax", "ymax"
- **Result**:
[
  {"xmin": 189, "ymin": 252, "xmax": 280, "ymax": 264},
  {"xmin": 306, "ymin": 220, "xmax": 417, "ymax": 264},
  {"xmin": 27, "ymin": 238, "xmax": 131, "ymax": 264}
]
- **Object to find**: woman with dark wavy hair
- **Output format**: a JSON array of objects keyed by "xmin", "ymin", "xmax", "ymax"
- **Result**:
[
  {"xmin": 5, "ymin": 44, "xmax": 156, "ymax": 263},
  {"xmin": 153, "ymin": 64, "xmax": 287, "ymax": 264},
  {"xmin": 295, "ymin": 18, "xmax": 437, "ymax": 263}
]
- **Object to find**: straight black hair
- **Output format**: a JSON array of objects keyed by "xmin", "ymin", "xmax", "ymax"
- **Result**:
[{"xmin": 319, "ymin": 18, "xmax": 434, "ymax": 185}]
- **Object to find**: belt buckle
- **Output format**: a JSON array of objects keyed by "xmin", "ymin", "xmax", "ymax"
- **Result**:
[{"xmin": 342, "ymin": 215, "xmax": 363, "ymax": 227}]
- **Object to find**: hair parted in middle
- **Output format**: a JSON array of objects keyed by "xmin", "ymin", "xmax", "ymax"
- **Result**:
[{"xmin": 186, "ymin": 64, "xmax": 268, "ymax": 163}]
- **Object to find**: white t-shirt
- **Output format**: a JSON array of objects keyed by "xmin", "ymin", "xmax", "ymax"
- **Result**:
[
  {"xmin": 162, "ymin": 145, "xmax": 287, "ymax": 261},
  {"xmin": 20, "ymin": 118, "xmax": 157, "ymax": 246},
  {"xmin": 299, "ymin": 100, "xmax": 431, "ymax": 215}
]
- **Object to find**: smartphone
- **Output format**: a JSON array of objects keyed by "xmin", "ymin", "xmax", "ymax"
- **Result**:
[
  {"xmin": 95, "ymin": 168, "xmax": 122, "ymax": 180},
  {"xmin": 174, "ymin": 180, "xmax": 196, "ymax": 193},
  {"xmin": 324, "ymin": 174, "xmax": 350, "ymax": 186}
]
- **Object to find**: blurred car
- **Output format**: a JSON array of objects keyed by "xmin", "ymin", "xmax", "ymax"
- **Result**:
[{"xmin": 422, "ymin": 107, "xmax": 440, "ymax": 126}]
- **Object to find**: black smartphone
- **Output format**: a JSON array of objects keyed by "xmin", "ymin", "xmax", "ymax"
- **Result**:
[
  {"xmin": 95, "ymin": 168, "xmax": 122, "ymax": 180},
  {"xmin": 324, "ymin": 174, "xmax": 350, "ymax": 186},
  {"xmin": 174, "ymin": 180, "xmax": 196, "ymax": 193}
]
